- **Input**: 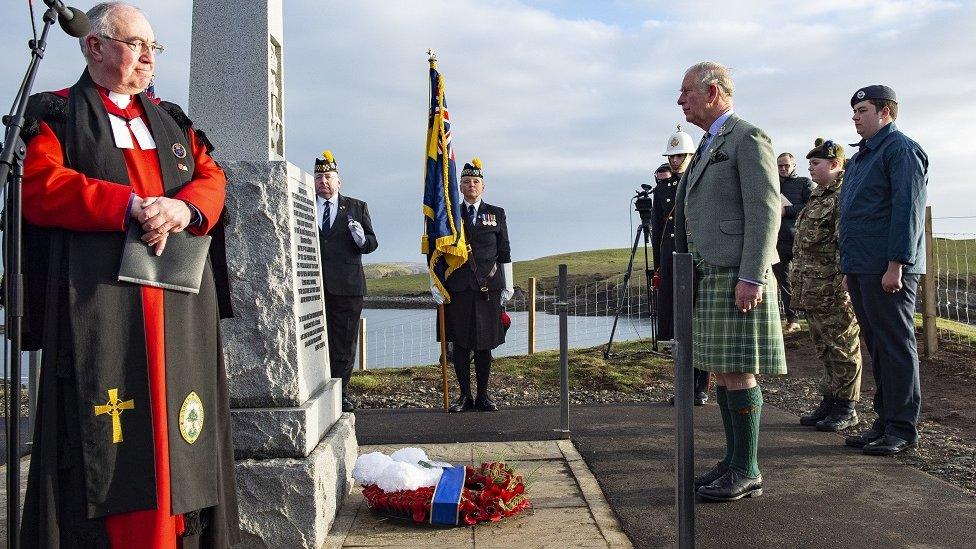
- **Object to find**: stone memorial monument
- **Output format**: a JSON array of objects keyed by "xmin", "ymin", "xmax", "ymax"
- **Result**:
[{"xmin": 188, "ymin": 1, "xmax": 357, "ymax": 546}]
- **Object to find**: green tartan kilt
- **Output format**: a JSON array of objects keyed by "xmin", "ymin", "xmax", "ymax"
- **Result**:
[{"xmin": 693, "ymin": 260, "xmax": 788, "ymax": 375}]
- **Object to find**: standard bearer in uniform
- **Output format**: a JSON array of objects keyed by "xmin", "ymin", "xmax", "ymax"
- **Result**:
[{"xmin": 431, "ymin": 158, "xmax": 514, "ymax": 413}]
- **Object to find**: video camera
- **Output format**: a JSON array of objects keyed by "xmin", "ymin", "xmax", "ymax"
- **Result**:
[{"xmin": 634, "ymin": 183, "xmax": 654, "ymax": 224}]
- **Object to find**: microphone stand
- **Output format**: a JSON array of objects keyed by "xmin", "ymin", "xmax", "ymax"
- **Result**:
[{"xmin": 1, "ymin": 7, "xmax": 60, "ymax": 549}]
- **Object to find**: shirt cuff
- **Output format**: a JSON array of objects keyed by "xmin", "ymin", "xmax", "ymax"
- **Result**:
[
  {"xmin": 738, "ymin": 277, "xmax": 763, "ymax": 286},
  {"xmin": 183, "ymin": 201, "xmax": 203, "ymax": 227},
  {"xmin": 124, "ymin": 193, "xmax": 135, "ymax": 228}
]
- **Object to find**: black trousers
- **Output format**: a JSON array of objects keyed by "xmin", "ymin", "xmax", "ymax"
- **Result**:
[
  {"xmin": 452, "ymin": 345, "xmax": 492, "ymax": 398},
  {"xmin": 324, "ymin": 291, "xmax": 364, "ymax": 395},
  {"xmin": 772, "ymin": 244, "xmax": 798, "ymax": 323},
  {"xmin": 847, "ymin": 273, "xmax": 921, "ymax": 442}
]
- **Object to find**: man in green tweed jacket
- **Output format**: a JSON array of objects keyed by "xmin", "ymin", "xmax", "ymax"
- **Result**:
[{"xmin": 674, "ymin": 61, "xmax": 788, "ymax": 502}]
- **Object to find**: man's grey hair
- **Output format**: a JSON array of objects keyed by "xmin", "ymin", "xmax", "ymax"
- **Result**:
[
  {"xmin": 778, "ymin": 152, "xmax": 795, "ymax": 161},
  {"xmin": 79, "ymin": 2, "xmax": 141, "ymax": 59},
  {"xmin": 686, "ymin": 61, "xmax": 735, "ymax": 99}
]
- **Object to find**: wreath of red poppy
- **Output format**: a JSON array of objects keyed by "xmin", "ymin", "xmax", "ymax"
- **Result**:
[{"xmin": 361, "ymin": 461, "xmax": 531, "ymax": 525}]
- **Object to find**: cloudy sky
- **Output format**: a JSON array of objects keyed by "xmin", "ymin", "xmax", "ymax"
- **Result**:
[{"xmin": 2, "ymin": 0, "xmax": 974, "ymax": 263}]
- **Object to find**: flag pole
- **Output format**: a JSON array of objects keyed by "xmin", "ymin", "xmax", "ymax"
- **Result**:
[{"xmin": 438, "ymin": 304, "xmax": 450, "ymax": 410}]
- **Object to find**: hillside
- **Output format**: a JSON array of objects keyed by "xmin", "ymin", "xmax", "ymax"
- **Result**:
[
  {"xmin": 366, "ymin": 248, "xmax": 634, "ymax": 296},
  {"xmin": 363, "ymin": 262, "xmax": 427, "ymax": 280}
]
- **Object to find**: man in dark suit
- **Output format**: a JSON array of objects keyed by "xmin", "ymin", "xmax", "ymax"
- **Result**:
[
  {"xmin": 773, "ymin": 152, "xmax": 814, "ymax": 333},
  {"xmin": 839, "ymin": 85, "xmax": 927, "ymax": 456},
  {"xmin": 431, "ymin": 157, "xmax": 513, "ymax": 412},
  {"xmin": 315, "ymin": 151, "xmax": 378, "ymax": 412}
]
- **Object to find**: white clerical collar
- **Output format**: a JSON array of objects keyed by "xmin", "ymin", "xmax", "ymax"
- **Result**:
[
  {"xmin": 106, "ymin": 93, "xmax": 156, "ymax": 151},
  {"xmin": 107, "ymin": 90, "xmax": 132, "ymax": 109}
]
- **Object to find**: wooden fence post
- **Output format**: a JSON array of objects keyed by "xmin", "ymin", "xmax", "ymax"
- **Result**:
[
  {"xmin": 358, "ymin": 317, "xmax": 367, "ymax": 371},
  {"xmin": 528, "ymin": 277, "xmax": 537, "ymax": 354},
  {"xmin": 922, "ymin": 205, "xmax": 938, "ymax": 357}
]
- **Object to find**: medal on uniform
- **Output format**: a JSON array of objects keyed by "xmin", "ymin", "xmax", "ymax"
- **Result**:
[
  {"xmin": 179, "ymin": 391, "xmax": 205, "ymax": 444},
  {"xmin": 172, "ymin": 142, "xmax": 187, "ymax": 158}
]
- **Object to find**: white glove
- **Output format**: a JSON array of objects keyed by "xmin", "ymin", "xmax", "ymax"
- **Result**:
[
  {"xmin": 430, "ymin": 277, "xmax": 445, "ymax": 305},
  {"xmin": 501, "ymin": 262, "xmax": 514, "ymax": 302},
  {"xmin": 348, "ymin": 219, "xmax": 367, "ymax": 248}
]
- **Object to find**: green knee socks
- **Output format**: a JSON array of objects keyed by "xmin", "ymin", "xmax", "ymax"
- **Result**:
[
  {"xmin": 726, "ymin": 386, "xmax": 763, "ymax": 478},
  {"xmin": 716, "ymin": 386, "xmax": 734, "ymax": 466}
]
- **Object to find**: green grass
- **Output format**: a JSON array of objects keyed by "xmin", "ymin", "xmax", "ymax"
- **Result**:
[
  {"xmin": 367, "ymin": 248, "xmax": 634, "ymax": 296},
  {"xmin": 931, "ymin": 237, "xmax": 976, "ymax": 276},
  {"xmin": 349, "ymin": 338, "xmax": 672, "ymax": 394}
]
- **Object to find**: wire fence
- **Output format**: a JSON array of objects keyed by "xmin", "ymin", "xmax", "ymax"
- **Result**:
[
  {"xmin": 359, "ymin": 271, "xmax": 658, "ymax": 369},
  {"xmin": 929, "ymin": 233, "xmax": 976, "ymax": 346}
]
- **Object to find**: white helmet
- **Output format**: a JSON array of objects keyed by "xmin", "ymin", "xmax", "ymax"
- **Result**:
[{"xmin": 663, "ymin": 124, "xmax": 695, "ymax": 156}]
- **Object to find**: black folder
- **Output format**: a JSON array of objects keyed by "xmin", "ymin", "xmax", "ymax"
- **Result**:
[{"xmin": 118, "ymin": 223, "xmax": 211, "ymax": 294}]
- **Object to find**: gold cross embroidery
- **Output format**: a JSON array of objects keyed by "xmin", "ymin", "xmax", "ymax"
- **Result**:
[{"xmin": 93, "ymin": 388, "xmax": 135, "ymax": 444}]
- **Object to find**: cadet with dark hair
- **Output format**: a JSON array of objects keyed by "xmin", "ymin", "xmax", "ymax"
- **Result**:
[{"xmin": 840, "ymin": 85, "xmax": 927, "ymax": 456}]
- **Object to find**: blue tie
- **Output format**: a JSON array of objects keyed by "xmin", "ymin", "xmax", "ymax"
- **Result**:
[{"xmin": 322, "ymin": 200, "xmax": 331, "ymax": 229}]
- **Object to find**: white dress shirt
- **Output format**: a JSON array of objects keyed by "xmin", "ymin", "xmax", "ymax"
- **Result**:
[
  {"xmin": 463, "ymin": 199, "xmax": 482, "ymax": 225},
  {"xmin": 316, "ymin": 194, "xmax": 340, "ymax": 230}
]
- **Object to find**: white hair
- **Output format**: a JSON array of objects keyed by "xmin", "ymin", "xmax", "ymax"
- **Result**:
[
  {"xmin": 686, "ymin": 61, "xmax": 735, "ymax": 99},
  {"xmin": 79, "ymin": 2, "xmax": 142, "ymax": 59}
]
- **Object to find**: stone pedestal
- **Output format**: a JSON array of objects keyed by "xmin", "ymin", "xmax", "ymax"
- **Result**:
[
  {"xmin": 218, "ymin": 161, "xmax": 357, "ymax": 547},
  {"xmin": 189, "ymin": 1, "xmax": 357, "ymax": 544}
]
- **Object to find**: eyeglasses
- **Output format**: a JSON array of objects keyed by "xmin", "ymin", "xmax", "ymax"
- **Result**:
[
  {"xmin": 101, "ymin": 35, "xmax": 165, "ymax": 55},
  {"xmin": 777, "ymin": 164, "xmax": 791, "ymax": 168}
]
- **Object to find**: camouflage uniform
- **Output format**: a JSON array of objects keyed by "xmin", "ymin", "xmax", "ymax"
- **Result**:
[{"xmin": 789, "ymin": 180, "xmax": 862, "ymax": 401}]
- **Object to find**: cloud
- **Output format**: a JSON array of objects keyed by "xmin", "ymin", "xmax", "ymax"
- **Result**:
[{"xmin": 0, "ymin": 0, "xmax": 972, "ymax": 260}]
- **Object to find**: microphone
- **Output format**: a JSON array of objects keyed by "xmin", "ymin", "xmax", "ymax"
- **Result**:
[{"xmin": 44, "ymin": 0, "xmax": 92, "ymax": 38}]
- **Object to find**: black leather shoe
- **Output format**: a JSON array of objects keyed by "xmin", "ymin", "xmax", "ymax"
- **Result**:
[
  {"xmin": 667, "ymin": 394, "xmax": 675, "ymax": 406},
  {"xmin": 816, "ymin": 400, "xmax": 858, "ymax": 432},
  {"xmin": 475, "ymin": 395, "xmax": 499, "ymax": 412},
  {"xmin": 694, "ymin": 391, "xmax": 708, "ymax": 406},
  {"xmin": 341, "ymin": 396, "xmax": 356, "ymax": 413},
  {"xmin": 449, "ymin": 394, "xmax": 474, "ymax": 413},
  {"xmin": 800, "ymin": 397, "xmax": 834, "ymax": 426},
  {"xmin": 697, "ymin": 469, "xmax": 763, "ymax": 502},
  {"xmin": 694, "ymin": 461, "xmax": 729, "ymax": 490},
  {"xmin": 845, "ymin": 428, "xmax": 884, "ymax": 448},
  {"xmin": 863, "ymin": 434, "xmax": 916, "ymax": 456}
]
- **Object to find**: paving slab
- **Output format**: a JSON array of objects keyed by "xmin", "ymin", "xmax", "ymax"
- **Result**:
[
  {"xmin": 326, "ymin": 440, "xmax": 632, "ymax": 548},
  {"xmin": 353, "ymin": 404, "xmax": 976, "ymax": 548}
]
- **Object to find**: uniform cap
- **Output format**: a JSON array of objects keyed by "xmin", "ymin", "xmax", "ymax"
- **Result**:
[
  {"xmin": 850, "ymin": 84, "xmax": 897, "ymax": 107},
  {"xmin": 461, "ymin": 157, "xmax": 484, "ymax": 178},
  {"xmin": 806, "ymin": 138, "xmax": 845, "ymax": 161},
  {"xmin": 315, "ymin": 150, "xmax": 338, "ymax": 174}
]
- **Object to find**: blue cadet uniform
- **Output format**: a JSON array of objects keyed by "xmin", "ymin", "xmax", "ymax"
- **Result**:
[{"xmin": 839, "ymin": 84, "xmax": 928, "ymax": 453}]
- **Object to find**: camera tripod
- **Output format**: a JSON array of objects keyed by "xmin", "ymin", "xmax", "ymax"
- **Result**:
[{"xmin": 604, "ymin": 201, "xmax": 663, "ymax": 359}]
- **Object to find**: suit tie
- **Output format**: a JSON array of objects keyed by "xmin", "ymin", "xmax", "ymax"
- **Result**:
[
  {"xmin": 468, "ymin": 204, "xmax": 476, "ymax": 226},
  {"xmin": 688, "ymin": 132, "xmax": 712, "ymax": 173},
  {"xmin": 322, "ymin": 200, "xmax": 331, "ymax": 230}
]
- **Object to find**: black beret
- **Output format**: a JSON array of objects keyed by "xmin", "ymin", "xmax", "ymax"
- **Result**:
[
  {"xmin": 654, "ymin": 163, "xmax": 671, "ymax": 174},
  {"xmin": 851, "ymin": 84, "xmax": 897, "ymax": 107}
]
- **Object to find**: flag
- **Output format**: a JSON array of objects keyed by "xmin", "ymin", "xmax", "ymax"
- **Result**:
[{"xmin": 422, "ymin": 54, "xmax": 468, "ymax": 303}]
